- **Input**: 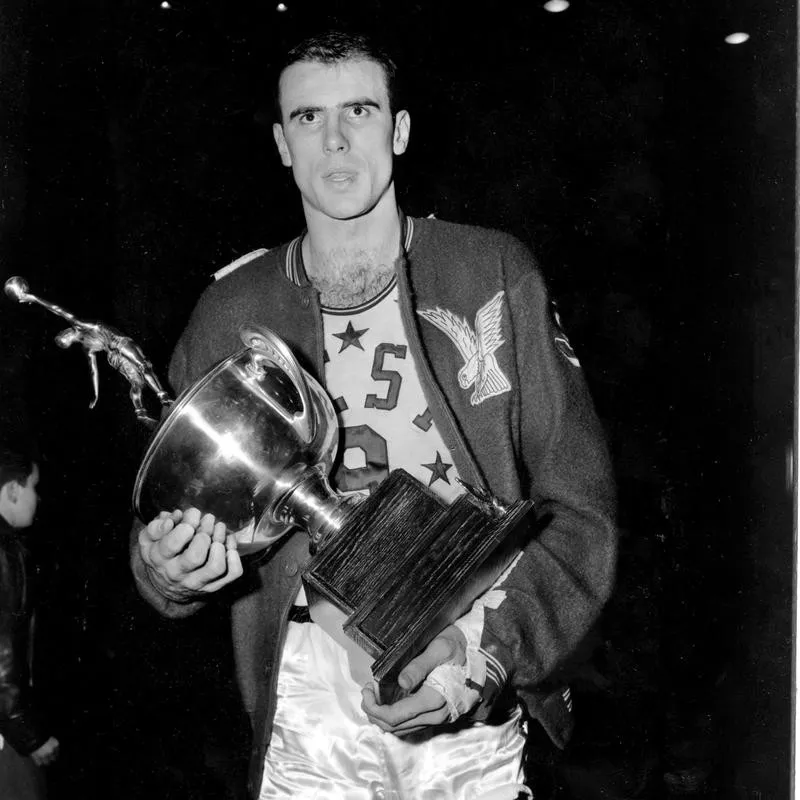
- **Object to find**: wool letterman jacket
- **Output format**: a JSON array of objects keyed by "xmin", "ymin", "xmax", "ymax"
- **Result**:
[{"xmin": 131, "ymin": 215, "xmax": 617, "ymax": 797}]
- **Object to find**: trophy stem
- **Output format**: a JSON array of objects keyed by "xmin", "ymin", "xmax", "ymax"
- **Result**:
[{"xmin": 271, "ymin": 467, "xmax": 349, "ymax": 552}]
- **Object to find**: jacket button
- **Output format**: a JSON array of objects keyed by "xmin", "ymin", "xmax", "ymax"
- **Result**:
[
  {"xmin": 284, "ymin": 560, "xmax": 298, "ymax": 576},
  {"xmin": 301, "ymin": 294, "xmax": 310, "ymax": 308}
]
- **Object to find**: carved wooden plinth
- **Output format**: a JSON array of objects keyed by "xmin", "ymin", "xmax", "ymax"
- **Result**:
[{"xmin": 302, "ymin": 469, "xmax": 534, "ymax": 703}]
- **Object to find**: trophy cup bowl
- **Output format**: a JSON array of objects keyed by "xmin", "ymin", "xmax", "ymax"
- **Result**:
[{"xmin": 132, "ymin": 325, "xmax": 344, "ymax": 555}]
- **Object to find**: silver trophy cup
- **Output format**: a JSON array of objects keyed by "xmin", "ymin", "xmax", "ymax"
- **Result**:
[
  {"xmin": 132, "ymin": 325, "xmax": 347, "ymax": 554},
  {"xmin": 4, "ymin": 276, "xmax": 349, "ymax": 554}
]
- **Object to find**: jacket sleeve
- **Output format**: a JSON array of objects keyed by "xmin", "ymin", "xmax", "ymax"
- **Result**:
[
  {"xmin": 0, "ymin": 643, "xmax": 49, "ymax": 755},
  {"xmin": 0, "ymin": 566, "xmax": 49, "ymax": 756},
  {"xmin": 466, "ymin": 238, "xmax": 617, "ymax": 737},
  {"xmin": 128, "ymin": 312, "xmax": 214, "ymax": 619},
  {"xmin": 129, "ymin": 275, "xmax": 259, "ymax": 618}
]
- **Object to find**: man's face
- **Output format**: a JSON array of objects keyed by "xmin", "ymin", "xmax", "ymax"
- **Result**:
[
  {"xmin": 273, "ymin": 59, "xmax": 410, "ymax": 222},
  {"xmin": 14, "ymin": 464, "xmax": 39, "ymax": 529}
]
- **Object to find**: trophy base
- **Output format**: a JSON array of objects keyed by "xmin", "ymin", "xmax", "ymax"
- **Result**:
[
  {"xmin": 302, "ymin": 469, "xmax": 534, "ymax": 705},
  {"xmin": 307, "ymin": 599, "xmax": 376, "ymax": 688}
]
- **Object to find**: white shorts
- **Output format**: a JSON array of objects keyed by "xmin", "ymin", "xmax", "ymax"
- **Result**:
[{"xmin": 260, "ymin": 620, "xmax": 529, "ymax": 800}]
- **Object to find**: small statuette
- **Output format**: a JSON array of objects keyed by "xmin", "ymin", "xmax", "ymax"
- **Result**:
[{"xmin": 4, "ymin": 276, "xmax": 172, "ymax": 428}]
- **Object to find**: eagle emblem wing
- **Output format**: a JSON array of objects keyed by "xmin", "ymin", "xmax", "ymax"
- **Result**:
[
  {"xmin": 418, "ymin": 291, "xmax": 511, "ymax": 406},
  {"xmin": 472, "ymin": 291, "xmax": 511, "ymax": 405},
  {"xmin": 474, "ymin": 291, "xmax": 506, "ymax": 361},
  {"xmin": 416, "ymin": 306, "xmax": 476, "ymax": 363}
]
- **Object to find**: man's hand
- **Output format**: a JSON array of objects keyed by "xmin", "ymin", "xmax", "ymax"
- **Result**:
[
  {"xmin": 138, "ymin": 508, "xmax": 243, "ymax": 601},
  {"xmin": 361, "ymin": 625, "xmax": 468, "ymax": 736},
  {"xmin": 30, "ymin": 736, "xmax": 59, "ymax": 767}
]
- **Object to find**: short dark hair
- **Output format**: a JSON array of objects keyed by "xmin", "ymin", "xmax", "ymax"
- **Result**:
[
  {"xmin": 0, "ymin": 433, "xmax": 36, "ymax": 490},
  {"xmin": 273, "ymin": 30, "xmax": 401, "ymax": 123}
]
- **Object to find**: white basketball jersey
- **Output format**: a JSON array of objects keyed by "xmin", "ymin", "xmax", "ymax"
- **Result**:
[{"xmin": 323, "ymin": 277, "xmax": 462, "ymax": 504}]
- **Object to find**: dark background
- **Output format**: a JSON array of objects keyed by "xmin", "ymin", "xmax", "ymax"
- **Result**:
[{"xmin": 0, "ymin": 0, "xmax": 795, "ymax": 798}]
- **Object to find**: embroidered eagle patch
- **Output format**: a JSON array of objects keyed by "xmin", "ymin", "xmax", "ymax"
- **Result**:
[{"xmin": 417, "ymin": 291, "xmax": 511, "ymax": 406}]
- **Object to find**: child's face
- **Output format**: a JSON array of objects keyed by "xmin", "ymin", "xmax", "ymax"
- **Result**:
[{"xmin": 14, "ymin": 464, "xmax": 39, "ymax": 528}]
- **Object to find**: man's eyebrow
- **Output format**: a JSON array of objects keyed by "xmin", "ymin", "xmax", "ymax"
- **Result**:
[
  {"xmin": 343, "ymin": 98, "xmax": 381, "ymax": 110},
  {"xmin": 288, "ymin": 104, "xmax": 324, "ymax": 121},
  {"xmin": 287, "ymin": 97, "xmax": 382, "ymax": 121}
]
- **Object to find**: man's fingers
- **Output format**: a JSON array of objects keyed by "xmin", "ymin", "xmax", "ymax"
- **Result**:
[
  {"xmin": 361, "ymin": 683, "xmax": 447, "ymax": 723},
  {"xmin": 179, "ymin": 531, "xmax": 213, "ymax": 570},
  {"xmin": 377, "ymin": 711, "xmax": 448, "ymax": 736},
  {"xmin": 142, "ymin": 516, "xmax": 173, "ymax": 544},
  {"xmin": 154, "ymin": 523, "xmax": 197, "ymax": 561},
  {"xmin": 212, "ymin": 520, "xmax": 227, "ymax": 544},
  {"xmin": 138, "ymin": 508, "xmax": 238, "ymax": 595},
  {"xmin": 181, "ymin": 507, "xmax": 202, "ymax": 529},
  {"xmin": 397, "ymin": 636, "xmax": 460, "ymax": 691},
  {"xmin": 196, "ymin": 538, "xmax": 227, "ymax": 582},
  {"xmin": 184, "ymin": 542, "xmax": 243, "ymax": 592},
  {"xmin": 361, "ymin": 684, "xmax": 447, "ymax": 733},
  {"xmin": 139, "ymin": 521, "xmax": 173, "ymax": 567},
  {"xmin": 197, "ymin": 512, "xmax": 216, "ymax": 538},
  {"xmin": 205, "ymin": 547, "xmax": 244, "ymax": 592}
]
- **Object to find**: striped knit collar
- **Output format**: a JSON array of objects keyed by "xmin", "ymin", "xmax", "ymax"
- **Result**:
[{"xmin": 283, "ymin": 212, "xmax": 415, "ymax": 287}]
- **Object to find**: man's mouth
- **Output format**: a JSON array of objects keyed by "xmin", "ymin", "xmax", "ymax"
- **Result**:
[{"xmin": 324, "ymin": 169, "xmax": 357, "ymax": 182}]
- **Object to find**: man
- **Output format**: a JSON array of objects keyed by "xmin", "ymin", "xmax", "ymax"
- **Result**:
[
  {"xmin": 132, "ymin": 30, "xmax": 616, "ymax": 799},
  {"xmin": 0, "ymin": 434, "xmax": 60, "ymax": 799}
]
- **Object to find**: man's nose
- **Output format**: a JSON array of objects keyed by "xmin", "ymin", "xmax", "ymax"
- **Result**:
[{"xmin": 323, "ymin": 116, "xmax": 349, "ymax": 154}]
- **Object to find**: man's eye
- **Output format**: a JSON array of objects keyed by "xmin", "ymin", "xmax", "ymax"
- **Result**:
[
  {"xmin": 300, "ymin": 112, "xmax": 317, "ymax": 123},
  {"xmin": 349, "ymin": 105, "xmax": 367, "ymax": 118}
]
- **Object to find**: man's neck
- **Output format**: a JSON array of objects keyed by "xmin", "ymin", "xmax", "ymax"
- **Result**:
[
  {"xmin": 0, "ymin": 507, "xmax": 16, "ymax": 531},
  {"xmin": 302, "ymin": 193, "xmax": 402, "ymax": 308}
]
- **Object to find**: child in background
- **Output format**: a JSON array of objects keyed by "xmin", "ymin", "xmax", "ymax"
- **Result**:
[{"xmin": 0, "ymin": 433, "xmax": 59, "ymax": 799}]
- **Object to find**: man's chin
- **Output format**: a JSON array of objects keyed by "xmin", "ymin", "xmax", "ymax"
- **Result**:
[
  {"xmin": 316, "ymin": 198, "xmax": 379, "ymax": 222},
  {"xmin": 304, "ymin": 184, "xmax": 394, "ymax": 223}
]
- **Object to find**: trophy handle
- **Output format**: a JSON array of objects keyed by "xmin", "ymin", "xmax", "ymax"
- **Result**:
[{"xmin": 239, "ymin": 324, "xmax": 315, "ymax": 444}]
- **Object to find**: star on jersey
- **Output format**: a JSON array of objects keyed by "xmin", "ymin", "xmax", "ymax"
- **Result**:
[
  {"xmin": 422, "ymin": 451, "xmax": 453, "ymax": 487},
  {"xmin": 417, "ymin": 291, "xmax": 511, "ymax": 406},
  {"xmin": 333, "ymin": 321, "xmax": 369, "ymax": 353}
]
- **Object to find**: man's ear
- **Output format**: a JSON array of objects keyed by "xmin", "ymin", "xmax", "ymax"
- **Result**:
[
  {"xmin": 0, "ymin": 481, "xmax": 18, "ymax": 505},
  {"xmin": 273, "ymin": 123, "xmax": 293, "ymax": 167},
  {"xmin": 393, "ymin": 110, "xmax": 410, "ymax": 156}
]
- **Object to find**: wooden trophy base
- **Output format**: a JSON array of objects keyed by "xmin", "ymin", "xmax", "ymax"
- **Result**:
[{"xmin": 301, "ymin": 469, "xmax": 534, "ymax": 704}]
